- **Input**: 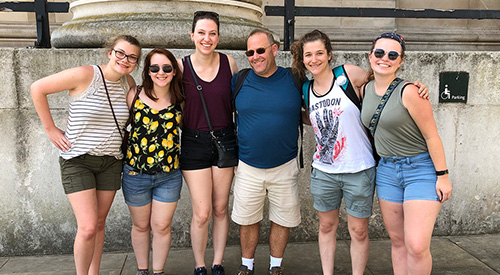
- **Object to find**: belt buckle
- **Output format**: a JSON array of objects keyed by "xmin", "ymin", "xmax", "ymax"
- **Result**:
[{"xmin": 128, "ymin": 170, "xmax": 139, "ymax": 175}]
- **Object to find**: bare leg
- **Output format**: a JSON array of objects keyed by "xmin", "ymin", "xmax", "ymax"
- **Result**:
[
  {"xmin": 379, "ymin": 199, "xmax": 407, "ymax": 275},
  {"xmin": 67, "ymin": 189, "xmax": 99, "ymax": 275},
  {"xmin": 404, "ymin": 200, "xmax": 441, "ymax": 275},
  {"xmin": 210, "ymin": 166, "xmax": 234, "ymax": 266},
  {"xmin": 183, "ymin": 168, "xmax": 213, "ymax": 268},
  {"xmin": 151, "ymin": 200, "xmax": 178, "ymax": 272},
  {"xmin": 128, "ymin": 203, "xmax": 152, "ymax": 270},
  {"xmin": 347, "ymin": 214, "xmax": 369, "ymax": 275},
  {"xmin": 317, "ymin": 210, "xmax": 339, "ymax": 275},
  {"xmin": 88, "ymin": 190, "xmax": 116, "ymax": 275},
  {"xmin": 240, "ymin": 223, "xmax": 260, "ymax": 259},
  {"xmin": 269, "ymin": 222, "xmax": 290, "ymax": 258}
]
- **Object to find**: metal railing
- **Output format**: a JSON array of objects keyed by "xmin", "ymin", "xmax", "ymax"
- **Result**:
[
  {"xmin": 1, "ymin": 0, "xmax": 69, "ymax": 48},
  {"xmin": 265, "ymin": 0, "xmax": 500, "ymax": 50}
]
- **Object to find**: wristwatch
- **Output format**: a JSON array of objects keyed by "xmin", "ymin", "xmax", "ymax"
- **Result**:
[{"xmin": 436, "ymin": 169, "xmax": 449, "ymax": 176}]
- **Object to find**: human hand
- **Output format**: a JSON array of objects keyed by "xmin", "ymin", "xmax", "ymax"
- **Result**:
[
  {"xmin": 413, "ymin": 81, "xmax": 429, "ymax": 100},
  {"xmin": 46, "ymin": 127, "xmax": 72, "ymax": 151},
  {"xmin": 436, "ymin": 175, "xmax": 452, "ymax": 203}
]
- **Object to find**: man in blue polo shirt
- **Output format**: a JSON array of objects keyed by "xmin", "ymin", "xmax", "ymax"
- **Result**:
[{"xmin": 231, "ymin": 29, "xmax": 303, "ymax": 275}]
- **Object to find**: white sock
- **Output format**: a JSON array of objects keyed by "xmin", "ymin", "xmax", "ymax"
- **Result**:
[
  {"xmin": 242, "ymin": 257, "xmax": 254, "ymax": 270},
  {"xmin": 270, "ymin": 255, "xmax": 282, "ymax": 268}
]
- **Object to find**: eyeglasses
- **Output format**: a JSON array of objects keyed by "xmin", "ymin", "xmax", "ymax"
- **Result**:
[
  {"xmin": 245, "ymin": 45, "xmax": 272, "ymax": 57},
  {"xmin": 372, "ymin": 49, "xmax": 401, "ymax": 61},
  {"xmin": 112, "ymin": 49, "xmax": 138, "ymax": 64},
  {"xmin": 194, "ymin": 11, "xmax": 219, "ymax": 20},
  {"xmin": 149, "ymin": 64, "xmax": 173, "ymax": 73}
]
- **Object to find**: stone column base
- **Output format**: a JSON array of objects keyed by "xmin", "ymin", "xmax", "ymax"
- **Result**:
[{"xmin": 51, "ymin": 0, "xmax": 267, "ymax": 49}]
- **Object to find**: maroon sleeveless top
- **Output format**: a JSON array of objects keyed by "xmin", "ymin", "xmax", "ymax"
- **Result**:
[{"xmin": 182, "ymin": 53, "xmax": 233, "ymax": 131}]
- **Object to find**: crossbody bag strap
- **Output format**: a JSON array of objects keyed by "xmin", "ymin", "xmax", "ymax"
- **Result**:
[
  {"xmin": 368, "ymin": 77, "xmax": 403, "ymax": 137},
  {"xmin": 97, "ymin": 65, "xmax": 123, "ymax": 138},
  {"xmin": 126, "ymin": 85, "xmax": 142, "ymax": 130},
  {"xmin": 184, "ymin": 56, "xmax": 215, "ymax": 135}
]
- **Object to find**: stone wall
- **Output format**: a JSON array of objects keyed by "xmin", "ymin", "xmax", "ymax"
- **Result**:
[
  {"xmin": 1, "ymin": 0, "xmax": 500, "ymax": 50},
  {"xmin": 0, "ymin": 48, "xmax": 499, "ymax": 256}
]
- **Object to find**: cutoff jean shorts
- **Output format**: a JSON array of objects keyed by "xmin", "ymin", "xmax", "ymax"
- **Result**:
[
  {"xmin": 310, "ymin": 166, "xmax": 376, "ymax": 218},
  {"xmin": 376, "ymin": 152, "xmax": 440, "ymax": 203},
  {"xmin": 122, "ymin": 164, "xmax": 182, "ymax": 207}
]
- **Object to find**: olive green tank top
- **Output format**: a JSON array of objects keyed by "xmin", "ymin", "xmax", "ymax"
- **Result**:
[{"xmin": 360, "ymin": 80, "xmax": 428, "ymax": 158}]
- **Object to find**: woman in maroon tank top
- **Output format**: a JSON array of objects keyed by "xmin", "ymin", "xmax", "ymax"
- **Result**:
[{"xmin": 177, "ymin": 11, "xmax": 238, "ymax": 275}]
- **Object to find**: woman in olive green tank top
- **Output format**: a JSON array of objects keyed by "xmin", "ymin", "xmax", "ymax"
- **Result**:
[{"xmin": 361, "ymin": 33, "xmax": 452, "ymax": 275}]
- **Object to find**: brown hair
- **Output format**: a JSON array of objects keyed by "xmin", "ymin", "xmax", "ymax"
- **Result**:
[
  {"xmin": 141, "ymin": 48, "xmax": 184, "ymax": 105},
  {"xmin": 192, "ymin": 11, "xmax": 220, "ymax": 33},
  {"xmin": 104, "ymin": 34, "xmax": 142, "ymax": 61},
  {"xmin": 290, "ymin": 29, "xmax": 333, "ymax": 81}
]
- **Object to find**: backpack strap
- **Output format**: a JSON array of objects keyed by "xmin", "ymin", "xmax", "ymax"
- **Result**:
[
  {"xmin": 285, "ymin": 67, "xmax": 306, "ymax": 169},
  {"xmin": 333, "ymin": 65, "xmax": 361, "ymax": 110},
  {"xmin": 302, "ymin": 80, "xmax": 312, "ymax": 108},
  {"xmin": 231, "ymin": 68, "xmax": 252, "ymax": 110},
  {"xmin": 286, "ymin": 67, "xmax": 303, "ymax": 93}
]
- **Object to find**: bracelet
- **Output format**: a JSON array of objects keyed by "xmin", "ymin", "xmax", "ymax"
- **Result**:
[{"xmin": 436, "ymin": 169, "xmax": 449, "ymax": 176}]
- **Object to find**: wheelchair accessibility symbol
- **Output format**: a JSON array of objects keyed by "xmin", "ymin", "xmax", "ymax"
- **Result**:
[
  {"xmin": 439, "ymin": 71, "xmax": 468, "ymax": 103},
  {"xmin": 440, "ymin": 85, "xmax": 451, "ymax": 100}
]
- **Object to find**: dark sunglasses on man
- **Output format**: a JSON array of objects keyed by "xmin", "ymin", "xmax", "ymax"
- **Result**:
[
  {"xmin": 245, "ymin": 45, "xmax": 272, "ymax": 57},
  {"xmin": 149, "ymin": 64, "xmax": 173, "ymax": 73}
]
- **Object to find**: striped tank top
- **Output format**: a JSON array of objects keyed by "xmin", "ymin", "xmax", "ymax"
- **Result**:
[{"xmin": 60, "ymin": 65, "xmax": 130, "ymax": 160}]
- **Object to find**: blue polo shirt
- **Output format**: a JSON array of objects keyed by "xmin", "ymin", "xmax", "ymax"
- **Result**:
[{"xmin": 232, "ymin": 67, "xmax": 301, "ymax": 169}]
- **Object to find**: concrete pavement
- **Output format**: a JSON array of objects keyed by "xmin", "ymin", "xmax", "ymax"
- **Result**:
[{"xmin": 0, "ymin": 234, "xmax": 498, "ymax": 275}]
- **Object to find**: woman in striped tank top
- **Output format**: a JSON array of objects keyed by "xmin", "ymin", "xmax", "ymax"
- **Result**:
[{"xmin": 30, "ymin": 35, "xmax": 141, "ymax": 275}]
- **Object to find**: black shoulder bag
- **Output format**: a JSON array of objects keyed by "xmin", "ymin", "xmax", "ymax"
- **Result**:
[{"xmin": 184, "ymin": 57, "xmax": 239, "ymax": 168}]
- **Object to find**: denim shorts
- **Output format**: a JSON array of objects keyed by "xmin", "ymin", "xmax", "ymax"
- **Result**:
[
  {"xmin": 122, "ymin": 164, "xmax": 182, "ymax": 207},
  {"xmin": 180, "ymin": 125, "xmax": 237, "ymax": 170},
  {"xmin": 376, "ymin": 152, "xmax": 440, "ymax": 203},
  {"xmin": 310, "ymin": 167, "xmax": 375, "ymax": 218},
  {"xmin": 59, "ymin": 154, "xmax": 122, "ymax": 194}
]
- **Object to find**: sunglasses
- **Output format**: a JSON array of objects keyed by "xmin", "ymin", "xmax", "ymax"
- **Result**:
[
  {"xmin": 194, "ymin": 11, "xmax": 219, "ymax": 20},
  {"xmin": 112, "ymin": 49, "xmax": 138, "ymax": 64},
  {"xmin": 372, "ymin": 48, "xmax": 401, "ymax": 61},
  {"xmin": 149, "ymin": 64, "xmax": 173, "ymax": 73},
  {"xmin": 245, "ymin": 45, "xmax": 272, "ymax": 57}
]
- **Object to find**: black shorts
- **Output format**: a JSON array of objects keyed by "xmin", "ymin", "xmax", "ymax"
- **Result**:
[{"xmin": 180, "ymin": 125, "xmax": 236, "ymax": 170}]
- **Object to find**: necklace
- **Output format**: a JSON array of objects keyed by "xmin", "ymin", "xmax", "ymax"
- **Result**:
[{"xmin": 312, "ymin": 74, "xmax": 335, "ymax": 96}]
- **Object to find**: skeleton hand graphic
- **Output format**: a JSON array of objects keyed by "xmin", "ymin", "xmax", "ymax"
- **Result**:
[{"xmin": 316, "ymin": 109, "xmax": 339, "ymax": 164}]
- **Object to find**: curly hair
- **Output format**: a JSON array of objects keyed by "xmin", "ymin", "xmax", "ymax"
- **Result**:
[{"xmin": 290, "ymin": 29, "xmax": 333, "ymax": 81}]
